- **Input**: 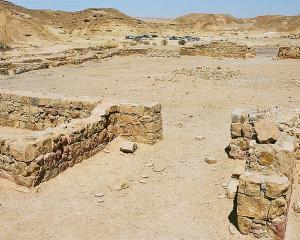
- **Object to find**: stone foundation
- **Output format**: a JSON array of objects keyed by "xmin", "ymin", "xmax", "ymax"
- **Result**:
[
  {"xmin": 0, "ymin": 90, "xmax": 163, "ymax": 187},
  {"xmin": 227, "ymin": 107, "xmax": 300, "ymax": 239},
  {"xmin": 277, "ymin": 46, "xmax": 300, "ymax": 59},
  {"xmin": 180, "ymin": 41, "xmax": 256, "ymax": 59}
]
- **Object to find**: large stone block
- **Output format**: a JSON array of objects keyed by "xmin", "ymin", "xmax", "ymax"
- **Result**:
[
  {"xmin": 254, "ymin": 119, "xmax": 279, "ymax": 144},
  {"xmin": 237, "ymin": 194, "xmax": 270, "ymax": 219}
]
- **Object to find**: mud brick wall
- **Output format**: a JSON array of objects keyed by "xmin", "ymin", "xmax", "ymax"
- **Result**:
[
  {"xmin": 0, "ymin": 91, "xmax": 163, "ymax": 187},
  {"xmin": 227, "ymin": 107, "xmax": 300, "ymax": 240},
  {"xmin": 0, "ymin": 91, "xmax": 99, "ymax": 131},
  {"xmin": 180, "ymin": 41, "xmax": 256, "ymax": 59},
  {"xmin": 278, "ymin": 46, "xmax": 300, "ymax": 59}
]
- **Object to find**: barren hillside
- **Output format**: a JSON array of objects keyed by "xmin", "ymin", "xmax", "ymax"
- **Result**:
[
  {"xmin": 0, "ymin": 0, "xmax": 158, "ymax": 44},
  {"xmin": 165, "ymin": 13, "xmax": 300, "ymax": 34},
  {"xmin": 168, "ymin": 13, "xmax": 244, "ymax": 33},
  {"xmin": 0, "ymin": 0, "xmax": 300, "ymax": 44}
]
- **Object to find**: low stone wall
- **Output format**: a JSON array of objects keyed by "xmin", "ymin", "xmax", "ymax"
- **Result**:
[
  {"xmin": 0, "ymin": 91, "xmax": 163, "ymax": 187},
  {"xmin": 0, "ymin": 90, "xmax": 99, "ymax": 131},
  {"xmin": 227, "ymin": 107, "xmax": 300, "ymax": 239},
  {"xmin": 277, "ymin": 46, "xmax": 300, "ymax": 59},
  {"xmin": 180, "ymin": 41, "xmax": 256, "ymax": 59}
]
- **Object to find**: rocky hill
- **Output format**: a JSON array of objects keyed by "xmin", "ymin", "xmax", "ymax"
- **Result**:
[
  {"xmin": 164, "ymin": 13, "xmax": 300, "ymax": 34},
  {"xmin": 0, "ymin": 0, "xmax": 158, "ymax": 44},
  {"xmin": 1, "ymin": 0, "xmax": 300, "ymax": 44}
]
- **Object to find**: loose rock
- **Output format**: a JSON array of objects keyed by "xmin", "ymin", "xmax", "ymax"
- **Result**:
[
  {"xmin": 204, "ymin": 156, "xmax": 218, "ymax": 164},
  {"xmin": 226, "ymin": 179, "xmax": 239, "ymax": 199},
  {"xmin": 120, "ymin": 141, "xmax": 138, "ymax": 153},
  {"xmin": 293, "ymin": 201, "xmax": 300, "ymax": 213}
]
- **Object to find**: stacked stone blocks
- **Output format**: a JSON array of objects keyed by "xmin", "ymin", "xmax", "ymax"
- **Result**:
[
  {"xmin": 228, "ymin": 107, "xmax": 299, "ymax": 239},
  {"xmin": 0, "ymin": 91, "xmax": 163, "ymax": 187}
]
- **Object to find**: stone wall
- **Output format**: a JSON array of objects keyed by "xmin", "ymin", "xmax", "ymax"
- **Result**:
[
  {"xmin": 227, "ymin": 107, "xmax": 300, "ymax": 239},
  {"xmin": 180, "ymin": 41, "xmax": 256, "ymax": 59},
  {"xmin": 0, "ymin": 91, "xmax": 163, "ymax": 187},
  {"xmin": 277, "ymin": 46, "xmax": 300, "ymax": 59},
  {"xmin": 0, "ymin": 90, "xmax": 99, "ymax": 131}
]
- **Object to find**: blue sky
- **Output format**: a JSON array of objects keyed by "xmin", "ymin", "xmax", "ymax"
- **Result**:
[{"xmin": 9, "ymin": 0, "xmax": 300, "ymax": 18}]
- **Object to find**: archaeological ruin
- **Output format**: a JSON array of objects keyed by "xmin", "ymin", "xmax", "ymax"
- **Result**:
[
  {"xmin": 228, "ymin": 107, "xmax": 300, "ymax": 239},
  {"xmin": 277, "ymin": 46, "xmax": 300, "ymax": 59},
  {"xmin": 0, "ymin": 90, "xmax": 163, "ymax": 187},
  {"xmin": 180, "ymin": 41, "xmax": 256, "ymax": 59}
]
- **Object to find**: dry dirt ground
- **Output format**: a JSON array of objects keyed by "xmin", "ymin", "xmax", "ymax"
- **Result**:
[{"xmin": 0, "ymin": 53, "xmax": 300, "ymax": 240}]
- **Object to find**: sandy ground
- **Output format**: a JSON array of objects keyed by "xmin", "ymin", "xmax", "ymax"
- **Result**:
[{"xmin": 0, "ymin": 53, "xmax": 300, "ymax": 240}]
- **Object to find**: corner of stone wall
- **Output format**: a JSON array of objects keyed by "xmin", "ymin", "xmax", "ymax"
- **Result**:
[{"xmin": 228, "ymin": 107, "xmax": 300, "ymax": 239}]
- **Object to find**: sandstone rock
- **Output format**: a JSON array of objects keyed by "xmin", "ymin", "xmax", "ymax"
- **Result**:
[
  {"xmin": 238, "ymin": 172, "xmax": 262, "ymax": 197},
  {"xmin": 293, "ymin": 201, "xmax": 300, "ymax": 213},
  {"xmin": 237, "ymin": 194, "xmax": 270, "ymax": 219},
  {"xmin": 264, "ymin": 175, "xmax": 290, "ymax": 199},
  {"xmin": 231, "ymin": 123, "xmax": 242, "ymax": 138},
  {"xmin": 228, "ymin": 142, "xmax": 247, "ymax": 160},
  {"xmin": 237, "ymin": 216, "xmax": 252, "ymax": 234},
  {"xmin": 242, "ymin": 124, "xmax": 253, "ymax": 138},
  {"xmin": 231, "ymin": 161, "xmax": 246, "ymax": 179},
  {"xmin": 254, "ymin": 119, "xmax": 279, "ymax": 144},
  {"xmin": 268, "ymin": 197, "xmax": 287, "ymax": 219},
  {"xmin": 226, "ymin": 179, "xmax": 239, "ymax": 199},
  {"xmin": 120, "ymin": 141, "xmax": 137, "ymax": 153},
  {"xmin": 204, "ymin": 156, "xmax": 218, "ymax": 164}
]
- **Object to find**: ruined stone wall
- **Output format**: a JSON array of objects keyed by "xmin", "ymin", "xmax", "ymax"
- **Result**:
[
  {"xmin": 277, "ymin": 46, "xmax": 300, "ymax": 59},
  {"xmin": 105, "ymin": 103, "xmax": 163, "ymax": 145},
  {"xmin": 228, "ymin": 107, "xmax": 300, "ymax": 240},
  {"xmin": 0, "ymin": 91, "xmax": 99, "ymax": 130},
  {"xmin": 0, "ymin": 92, "xmax": 163, "ymax": 187},
  {"xmin": 180, "ymin": 41, "xmax": 256, "ymax": 59}
]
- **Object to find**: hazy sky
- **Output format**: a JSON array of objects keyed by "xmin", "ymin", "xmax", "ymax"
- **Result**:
[{"xmin": 9, "ymin": 0, "xmax": 300, "ymax": 18}]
